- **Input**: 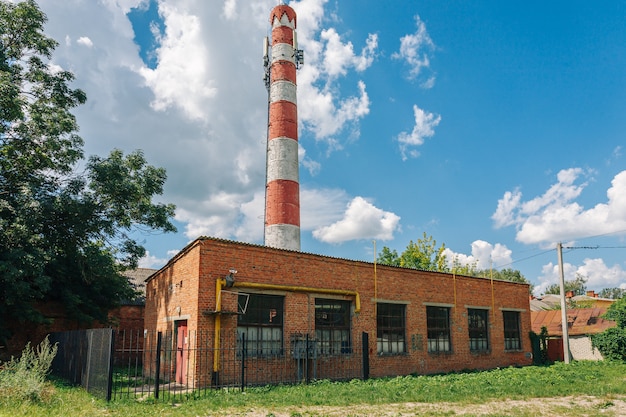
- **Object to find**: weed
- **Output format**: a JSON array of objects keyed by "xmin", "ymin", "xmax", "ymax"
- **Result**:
[{"xmin": 0, "ymin": 337, "xmax": 58, "ymax": 403}]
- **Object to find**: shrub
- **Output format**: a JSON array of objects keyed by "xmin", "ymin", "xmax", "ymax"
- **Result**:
[
  {"xmin": 0, "ymin": 336, "xmax": 58, "ymax": 403},
  {"xmin": 592, "ymin": 327, "xmax": 626, "ymax": 361},
  {"xmin": 592, "ymin": 297, "xmax": 626, "ymax": 361}
]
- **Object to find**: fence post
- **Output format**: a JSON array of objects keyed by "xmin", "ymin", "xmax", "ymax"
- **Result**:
[
  {"xmin": 155, "ymin": 332, "xmax": 162, "ymax": 399},
  {"xmin": 361, "ymin": 332, "xmax": 369, "ymax": 380},
  {"xmin": 106, "ymin": 329, "xmax": 115, "ymax": 401},
  {"xmin": 240, "ymin": 333, "xmax": 246, "ymax": 392}
]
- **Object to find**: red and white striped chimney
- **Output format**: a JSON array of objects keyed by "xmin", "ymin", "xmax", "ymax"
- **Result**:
[{"xmin": 264, "ymin": 4, "xmax": 302, "ymax": 251}]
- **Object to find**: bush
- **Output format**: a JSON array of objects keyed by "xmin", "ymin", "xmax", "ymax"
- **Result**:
[
  {"xmin": 0, "ymin": 336, "xmax": 58, "ymax": 403},
  {"xmin": 592, "ymin": 327, "xmax": 626, "ymax": 361},
  {"xmin": 592, "ymin": 297, "xmax": 626, "ymax": 361}
]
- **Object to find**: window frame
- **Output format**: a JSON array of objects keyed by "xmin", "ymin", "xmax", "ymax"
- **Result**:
[
  {"xmin": 315, "ymin": 298, "xmax": 352, "ymax": 355},
  {"xmin": 467, "ymin": 308, "xmax": 490, "ymax": 352},
  {"xmin": 237, "ymin": 293, "xmax": 284, "ymax": 357},
  {"xmin": 376, "ymin": 303, "xmax": 406, "ymax": 355},
  {"xmin": 426, "ymin": 306, "xmax": 452, "ymax": 353},
  {"xmin": 502, "ymin": 310, "xmax": 522, "ymax": 351}
]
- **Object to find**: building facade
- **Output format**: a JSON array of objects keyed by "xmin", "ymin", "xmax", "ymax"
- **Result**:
[{"xmin": 144, "ymin": 237, "xmax": 532, "ymax": 386}]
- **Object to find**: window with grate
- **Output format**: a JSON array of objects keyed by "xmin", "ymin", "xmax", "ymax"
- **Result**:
[
  {"xmin": 237, "ymin": 294, "xmax": 284, "ymax": 357},
  {"xmin": 468, "ymin": 308, "xmax": 489, "ymax": 352},
  {"xmin": 427, "ymin": 306, "xmax": 451, "ymax": 353},
  {"xmin": 377, "ymin": 303, "xmax": 406, "ymax": 354},
  {"xmin": 315, "ymin": 298, "xmax": 351, "ymax": 355},
  {"xmin": 503, "ymin": 310, "xmax": 521, "ymax": 350}
]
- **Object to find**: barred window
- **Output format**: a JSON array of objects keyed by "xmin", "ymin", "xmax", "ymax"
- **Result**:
[
  {"xmin": 503, "ymin": 311, "xmax": 521, "ymax": 350},
  {"xmin": 468, "ymin": 309, "xmax": 489, "ymax": 352},
  {"xmin": 237, "ymin": 294, "xmax": 283, "ymax": 357},
  {"xmin": 315, "ymin": 299, "xmax": 351, "ymax": 355},
  {"xmin": 427, "ymin": 306, "xmax": 451, "ymax": 353},
  {"xmin": 377, "ymin": 303, "xmax": 406, "ymax": 354}
]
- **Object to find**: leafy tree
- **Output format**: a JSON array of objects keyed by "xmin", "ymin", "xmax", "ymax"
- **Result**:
[
  {"xmin": 592, "ymin": 296, "xmax": 626, "ymax": 361},
  {"xmin": 0, "ymin": 0, "xmax": 175, "ymax": 344},
  {"xmin": 599, "ymin": 287, "xmax": 626, "ymax": 300},
  {"xmin": 544, "ymin": 274, "xmax": 587, "ymax": 296},
  {"xmin": 376, "ymin": 246, "xmax": 400, "ymax": 267},
  {"xmin": 377, "ymin": 232, "xmax": 449, "ymax": 272},
  {"xmin": 375, "ymin": 234, "xmax": 532, "ymax": 295},
  {"xmin": 475, "ymin": 268, "xmax": 534, "ymax": 293},
  {"xmin": 448, "ymin": 256, "xmax": 477, "ymax": 276}
]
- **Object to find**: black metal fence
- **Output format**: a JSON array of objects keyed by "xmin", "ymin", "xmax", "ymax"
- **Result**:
[{"xmin": 50, "ymin": 328, "xmax": 370, "ymax": 402}]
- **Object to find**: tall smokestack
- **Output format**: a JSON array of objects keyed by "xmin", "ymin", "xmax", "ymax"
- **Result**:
[{"xmin": 263, "ymin": 4, "xmax": 303, "ymax": 251}]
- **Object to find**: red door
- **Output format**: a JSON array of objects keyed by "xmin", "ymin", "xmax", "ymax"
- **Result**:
[{"xmin": 175, "ymin": 320, "xmax": 188, "ymax": 384}]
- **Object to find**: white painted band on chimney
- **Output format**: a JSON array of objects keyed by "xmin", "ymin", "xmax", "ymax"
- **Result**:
[
  {"xmin": 270, "ymin": 80, "xmax": 297, "ymax": 104},
  {"xmin": 267, "ymin": 138, "xmax": 299, "ymax": 183},
  {"xmin": 271, "ymin": 43, "xmax": 295, "ymax": 65},
  {"xmin": 265, "ymin": 224, "xmax": 300, "ymax": 251}
]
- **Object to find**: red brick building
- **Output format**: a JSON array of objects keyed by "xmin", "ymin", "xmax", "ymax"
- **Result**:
[{"xmin": 145, "ymin": 237, "xmax": 532, "ymax": 385}]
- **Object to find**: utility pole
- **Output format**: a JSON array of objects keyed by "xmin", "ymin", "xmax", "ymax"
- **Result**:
[{"xmin": 557, "ymin": 242, "xmax": 571, "ymax": 364}]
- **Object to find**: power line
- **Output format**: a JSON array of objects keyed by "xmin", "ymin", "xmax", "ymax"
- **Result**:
[
  {"xmin": 497, "ymin": 247, "xmax": 555, "ymax": 269},
  {"xmin": 564, "ymin": 245, "xmax": 626, "ymax": 250}
]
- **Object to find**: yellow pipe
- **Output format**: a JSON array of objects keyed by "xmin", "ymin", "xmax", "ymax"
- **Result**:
[
  {"xmin": 213, "ymin": 277, "xmax": 226, "ymax": 374},
  {"xmin": 233, "ymin": 281, "xmax": 361, "ymax": 313}
]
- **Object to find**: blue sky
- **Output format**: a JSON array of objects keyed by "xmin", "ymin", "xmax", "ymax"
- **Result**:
[{"xmin": 38, "ymin": 0, "xmax": 626, "ymax": 294}]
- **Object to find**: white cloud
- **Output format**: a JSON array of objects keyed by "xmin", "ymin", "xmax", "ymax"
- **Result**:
[
  {"xmin": 301, "ymin": 187, "xmax": 351, "ymax": 231},
  {"xmin": 320, "ymin": 29, "xmax": 377, "ymax": 77},
  {"xmin": 76, "ymin": 36, "xmax": 93, "ymax": 47},
  {"xmin": 138, "ymin": 250, "xmax": 169, "ymax": 269},
  {"xmin": 493, "ymin": 168, "xmax": 626, "ymax": 244},
  {"xmin": 535, "ymin": 258, "xmax": 626, "ymax": 295},
  {"xmin": 312, "ymin": 197, "xmax": 400, "ymax": 243},
  {"xmin": 392, "ymin": 15, "xmax": 436, "ymax": 83},
  {"xmin": 444, "ymin": 240, "xmax": 513, "ymax": 270},
  {"xmin": 138, "ymin": 2, "xmax": 217, "ymax": 121},
  {"xmin": 397, "ymin": 104, "xmax": 441, "ymax": 160},
  {"xmin": 293, "ymin": 0, "xmax": 376, "ymax": 148},
  {"xmin": 222, "ymin": 0, "xmax": 238, "ymax": 20}
]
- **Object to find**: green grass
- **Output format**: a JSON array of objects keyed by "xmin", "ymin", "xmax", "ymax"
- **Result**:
[{"xmin": 2, "ymin": 361, "xmax": 626, "ymax": 416}]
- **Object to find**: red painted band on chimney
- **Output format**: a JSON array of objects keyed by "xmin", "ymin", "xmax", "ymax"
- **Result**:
[
  {"xmin": 265, "ymin": 180, "xmax": 300, "ymax": 225},
  {"xmin": 268, "ymin": 101, "xmax": 298, "ymax": 140}
]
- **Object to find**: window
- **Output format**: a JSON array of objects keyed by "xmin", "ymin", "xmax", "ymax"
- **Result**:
[
  {"xmin": 237, "ymin": 294, "xmax": 284, "ymax": 356},
  {"xmin": 377, "ymin": 303, "xmax": 406, "ymax": 354},
  {"xmin": 503, "ymin": 311, "xmax": 521, "ymax": 350},
  {"xmin": 315, "ymin": 299, "xmax": 351, "ymax": 355},
  {"xmin": 468, "ymin": 309, "xmax": 489, "ymax": 352},
  {"xmin": 427, "ymin": 306, "xmax": 451, "ymax": 353}
]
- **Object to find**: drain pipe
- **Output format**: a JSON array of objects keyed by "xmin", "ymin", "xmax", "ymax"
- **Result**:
[{"xmin": 213, "ymin": 272, "xmax": 236, "ymax": 383}]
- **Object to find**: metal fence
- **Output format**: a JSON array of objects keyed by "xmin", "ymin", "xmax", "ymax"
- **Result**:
[
  {"xmin": 49, "ymin": 328, "xmax": 115, "ymax": 401},
  {"xmin": 50, "ymin": 328, "xmax": 370, "ymax": 402}
]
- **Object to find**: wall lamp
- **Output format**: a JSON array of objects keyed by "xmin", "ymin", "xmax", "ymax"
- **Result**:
[{"xmin": 224, "ymin": 268, "xmax": 237, "ymax": 288}]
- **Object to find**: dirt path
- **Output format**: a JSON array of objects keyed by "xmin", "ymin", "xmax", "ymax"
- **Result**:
[{"xmin": 216, "ymin": 395, "xmax": 626, "ymax": 416}]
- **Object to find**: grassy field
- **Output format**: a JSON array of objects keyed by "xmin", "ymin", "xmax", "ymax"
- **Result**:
[{"xmin": 1, "ymin": 361, "xmax": 626, "ymax": 416}]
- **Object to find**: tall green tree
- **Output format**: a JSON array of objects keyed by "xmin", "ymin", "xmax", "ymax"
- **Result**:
[
  {"xmin": 0, "ymin": 0, "xmax": 176, "ymax": 343},
  {"xmin": 544, "ymin": 274, "xmax": 587, "ymax": 296},
  {"xmin": 377, "ymin": 232, "xmax": 449, "ymax": 272},
  {"xmin": 475, "ymin": 268, "xmax": 534, "ymax": 293},
  {"xmin": 599, "ymin": 287, "xmax": 626, "ymax": 300},
  {"xmin": 377, "ymin": 233, "xmax": 530, "ymax": 292}
]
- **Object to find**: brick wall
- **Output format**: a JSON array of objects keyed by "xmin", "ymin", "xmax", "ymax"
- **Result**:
[
  {"xmin": 145, "ymin": 237, "xmax": 532, "ymax": 383},
  {"xmin": 2, "ymin": 302, "xmax": 143, "ymax": 361}
]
